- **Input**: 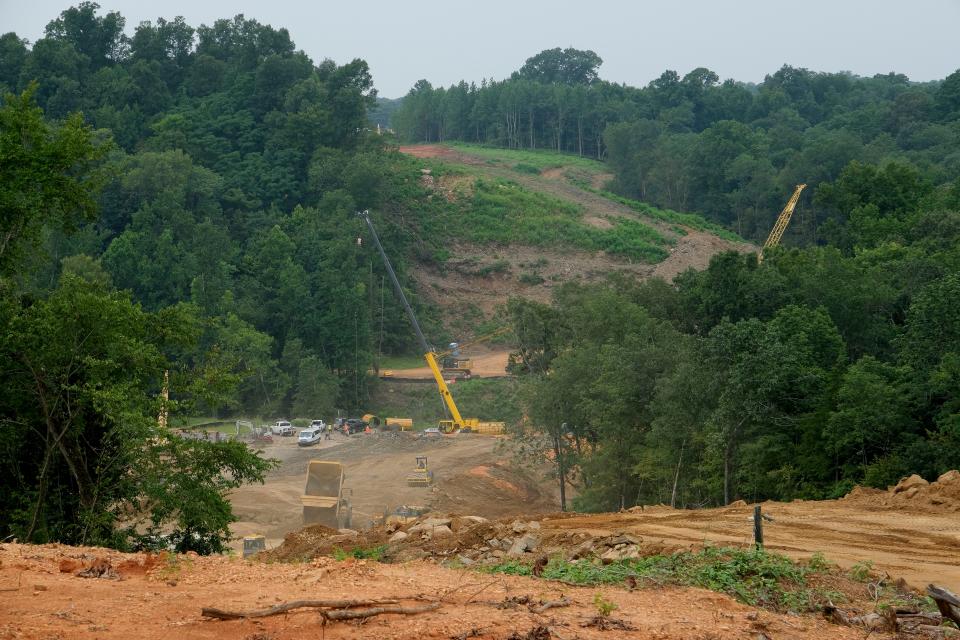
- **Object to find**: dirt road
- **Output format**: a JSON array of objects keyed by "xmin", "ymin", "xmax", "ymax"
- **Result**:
[
  {"xmin": 0, "ymin": 542, "xmax": 871, "ymax": 640},
  {"xmin": 382, "ymin": 349, "xmax": 510, "ymax": 379},
  {"xmin": 534, "ymin": 496, "xmax": 960, "ymax": 589},
  {"xmin": 229, "ymin": 432, "xmax": 558, "ymax": 550}
]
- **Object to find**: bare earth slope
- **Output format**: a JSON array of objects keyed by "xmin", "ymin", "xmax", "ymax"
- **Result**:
[
  {"xmin": 0, "ymin": 542, "xmax": 870, "ymax": 640},
  {"xmin": 399, "ymin": 144, "xmax": 755, "ymax": 321}
]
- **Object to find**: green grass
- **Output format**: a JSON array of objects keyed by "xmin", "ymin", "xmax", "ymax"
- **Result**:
[
  {"xmin": 483, "ymin": 546, "xmax": 842, "ymax": 613},
  {"xmin": 589, "ymin": 187, "xmax": 746, "ymax": 243},
  {"xmin": 332, "ymin": 545, "xmax": 387, "ymax": 561},
  {"xmin": 367, "ymin": 377, "xmax": 522, "ymax": 426},
  {"xmin": 449, "ymin": 142, "xmax": 607, "ymax": 173},
  {"xmin": 419, "ymin": 177, "xmax": 670, "ymax": 263},
  {"xmin": 378, "ymin": 354, "xmax": 427, "ymax": 370}
]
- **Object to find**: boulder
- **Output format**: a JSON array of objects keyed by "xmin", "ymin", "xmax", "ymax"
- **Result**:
[
  {"xmin": 937, "ymin": 470, "xmax": 960, "ymax": 485},
  {"xmin": 389, "ymin": 531, "xmax": 409, "ymax": 543},
  {"xmin": 569, "ymin": 540, "xmax": 595, "ymax": 560},
  {"xmin": 421, "ymin": 517, "xmax": 452, "ymax": 527},
  {"xmin": 507, "ymin": 533, "xmax": 539, "ymax": 556},
  {"xmin": 527, "ymin": 521, "xmax": 541, "ymax": 530},
  {"xmin": 461, "ymin": 516, "xmax": 489, "ymax": 524},
  {"xmin": 511, "ymin": 520, "xmax": 527, "ymax": 534},
  {"xmin": 892, "ymin": 474, "xmax": 928, "ymax": 494},
  {"xmin": 428, "ymin": 525, "xmax": 453, "ymax": 539}
]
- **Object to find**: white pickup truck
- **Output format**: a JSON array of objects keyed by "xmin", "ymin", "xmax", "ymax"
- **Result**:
[{"xmin": 270, "ymin": 420, "xmax": 295, "ymax": 436}]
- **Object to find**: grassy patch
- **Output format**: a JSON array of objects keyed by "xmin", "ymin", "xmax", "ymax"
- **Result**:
[
  {"xmin": 418, "ymin": 177, "xmax": 670, "ymax": 263},
  {"xmin": 367, "ymin": 377, "xmax": 522, "ymax": 426},
  {"xmin": 449, "ymin": 143, "xmax": 606, "ymax": 173},
  {"xmin": 591, "ymin": 188, "xmax": 746, "ymax": 243},
  {"xmin": 332, "ymin": 545, "xmax": 387, "ymax": 561},
  {"xmin": 378, "ymin": 354, "xmax": 427, "ymax": 370},
  {"xmin": 483, "ymin": 547, "xmax": 866, "ymax": 614}
]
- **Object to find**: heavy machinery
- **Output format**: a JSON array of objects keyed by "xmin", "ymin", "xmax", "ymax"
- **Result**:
[
  {"xmin": 358, "ymin": 210, "xmax": 506, "ymax": 435},
  {"xmin": 758, "ymin": 184, "xmax": 807, "ymax": 264},
  {"xmin": 406, "ymin": 456, "xmax": 434, "ymax": 486},
  {"xmin": 301, "ymin": 461, "xmax": 353, "ymax": 529},
  {"xmin": 438, "ymin": 326, "xmax": 511, "ymax": 379}
]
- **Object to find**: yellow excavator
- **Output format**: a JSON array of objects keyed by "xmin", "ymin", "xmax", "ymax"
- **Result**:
[
  {"xmin": 758, "ymin": 184, "xmax": 806, "ymax": 264},
  {"xmin": 359, "ymin": 210, "xmax": 505, "ymax": 435}
]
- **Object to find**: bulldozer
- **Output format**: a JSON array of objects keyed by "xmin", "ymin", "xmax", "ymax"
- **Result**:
[
  {"xmin": 406, "ymin": 456, "xmax": 434, "ymax": 487},
  {"xmin": 301, "ymin": 460, "xmax": 353, "ymax": 529}
]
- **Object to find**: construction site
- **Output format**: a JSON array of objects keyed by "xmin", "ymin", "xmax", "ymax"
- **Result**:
[
  {"xmin": 5, "ymin": 13, "xmax": 960, "ymax": 632},
  {"xmin": 5, "ymin": 139, "xmax": 960, "ymax": 640}
]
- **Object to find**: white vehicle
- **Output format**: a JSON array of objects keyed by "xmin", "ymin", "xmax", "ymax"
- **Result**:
[
  {"xmin": 309, "ymin": 419, "xmax": 326, "ymax": 430},
  {"xmin": 271, "ymin": 420, "xmax": 295, "ymax": 436},
  {"xmin": 298, "ymin": 427, "xmax": 322, "ymax": 446}
]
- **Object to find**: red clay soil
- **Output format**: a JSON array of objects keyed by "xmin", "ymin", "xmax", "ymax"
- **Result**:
[{"xmin": 0, "ymin": 542, "xmax": 875, "ymax": 640}]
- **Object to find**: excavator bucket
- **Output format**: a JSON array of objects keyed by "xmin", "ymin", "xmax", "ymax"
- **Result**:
[
  {"xmin": 406, "ymin": 456, "xmax": 434, "ymax": 486},
  {"xmin": 301, "ymin": 461, "xmax": 348, "ymax": 528}
]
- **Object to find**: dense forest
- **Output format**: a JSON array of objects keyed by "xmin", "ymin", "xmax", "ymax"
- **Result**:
[
  {"xmin": 0, "ymin": 3, "xmax": 454, "ymax": 549},
  {"xmin": 394, "ymin": 47, "xmax": 960, "ymax": 243},
  {"xmin": 2, "ymin": 3, "xmax": 959, "ymax": 549},
  {"xmin": 394, "ymin": 49, "xmax": 960, "ymax": 507}
]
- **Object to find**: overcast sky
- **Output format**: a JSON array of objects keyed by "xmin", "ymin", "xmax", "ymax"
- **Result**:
[{"xmin": 2, "ymin": 0, "xmax": 958, "ymax": 98}]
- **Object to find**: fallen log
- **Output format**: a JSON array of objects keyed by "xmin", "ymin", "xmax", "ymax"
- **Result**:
[
  {"xmin": 530, "ymin": 597, "xmax": 572, "ymax": 614},
  {"xmin": 928, "ymin": 584, "xmax": 960, "ymax": 626},
  {"xmin": 201, "ymin": 598, "xmax": 399, "ymax": 620},
  {"xmin": 321, "ymin": 602, "xmax": 440, "ymax": 621}
]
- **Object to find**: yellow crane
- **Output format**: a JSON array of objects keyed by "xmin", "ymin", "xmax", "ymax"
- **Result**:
[
  {"xmin": 359, "ymin": 210, "xmax": 504, "ymax": 435},
  {"xmin": 758, "ymin": 184, "xmax": 807, "ymax": 264}
]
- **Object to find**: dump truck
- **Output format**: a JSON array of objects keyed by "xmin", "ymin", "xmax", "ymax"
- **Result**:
[{"xmin": 301, "ymin": 461, "xmax": 352, "ymax": 529}]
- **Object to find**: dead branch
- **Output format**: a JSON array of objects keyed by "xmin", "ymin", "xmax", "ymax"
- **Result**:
[
  {"xmin": 321, "ymin": 602, "xmax": 440, "ymax": 621},
  {"xmin": 530, "ymin": 597, "xmax": 572, "ymax": 614},
  {"xmin": 201, "ymin": 598, "xmax": 399, "ymax": 620},
  {"xmin": 928, "ymin": 584, "xmax": 960, "ymax": 626}
]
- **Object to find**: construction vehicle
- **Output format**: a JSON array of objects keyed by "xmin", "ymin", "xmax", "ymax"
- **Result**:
[
  {"xmin": 384, "ymin": 504, "xmax": 430, "ymax": 526},
  {"xmin": 759, "ymin": 184, "xmax": 807, "ymax": 264},
  {"xmin": 385, "ymin": 417, "xmax": 413, "ymax": 431},
  {"xmin": 301, "ymin": 461, "xmax": 353, "ymax": 529},
  {"xmin": 438, "ymin": 326, "xmax": 511, "ymax": 379},
  {"xmin": 406, "ymin": 456, "xmax": 434, "ymax": 486},
  {"xmin": 358, "ymin": 210, "xmax": 506, "ymax": 435}
]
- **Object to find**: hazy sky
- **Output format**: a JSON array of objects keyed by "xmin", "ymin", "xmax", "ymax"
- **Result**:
[{"xmin": 2, "ymin": 0, "xmax": 958, "ymax": 97}]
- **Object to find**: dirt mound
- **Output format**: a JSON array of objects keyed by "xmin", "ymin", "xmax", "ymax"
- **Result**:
[
  {"xmin": 431, "ymin": 462, "xmax": 558, "ymax": 518},
  {"xmin": 842, "ymin": 470, "xmax": 960, "ymax": 512}
]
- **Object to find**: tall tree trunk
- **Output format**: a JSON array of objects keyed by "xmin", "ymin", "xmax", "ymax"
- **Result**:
[
  {"xmin": 671, "ymin": 440, "xmax": 685, "ymax": 508},
  {"xmin": 554, "ymin": 432, "xmax": 566, "ymax": 511},
  {"xmin": 577, "ymin": 117, "xmax": 583, "ymax": 156}
]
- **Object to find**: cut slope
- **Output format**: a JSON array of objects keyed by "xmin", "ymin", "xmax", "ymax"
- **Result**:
[{"xmin": 400, "ymin": 144, "xmax": 755, "ymax": 326}]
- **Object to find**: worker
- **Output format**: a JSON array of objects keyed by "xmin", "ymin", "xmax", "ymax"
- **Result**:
[{"xmin": 325, "ymin": 422, "xmax": 332, "ymax": 440}]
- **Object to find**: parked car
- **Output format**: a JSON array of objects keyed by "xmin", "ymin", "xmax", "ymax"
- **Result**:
[
  {"xmin": 309, "ymin": 419, "xmax": 326, "ymax": 430},
  {"xmin": 270, "ymin": 420, "xmax": 295, "ymax": 436},
  {"xmin": 298, "ymin": 426, "xmax": 322, "ymax": 446}
]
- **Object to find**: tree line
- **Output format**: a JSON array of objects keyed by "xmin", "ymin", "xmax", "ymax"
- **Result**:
[
  {"xmin": 0, "ymin": 2, "xmax": 441, "ymax": 422},
  {"xmin": 509, "ymin": 166, "xmax": 960, "ymax": 509},
  {"xmin": 0, "ymin": 3, "xmax": 445, "ymax": 550},
  {"xmin": 393, "ymin": 48, "xmax": 960, "ymax": 244}
]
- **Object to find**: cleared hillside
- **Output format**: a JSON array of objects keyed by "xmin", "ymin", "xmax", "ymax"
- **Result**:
[{"xmin": 399, "ymin": 144, "xmax": 754, "ymax": 327}]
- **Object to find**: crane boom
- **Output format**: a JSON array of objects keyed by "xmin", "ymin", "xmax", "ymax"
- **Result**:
[
  {"xmin": 358, "ymin": 210, "xmax": 466, "ymax": 429},
  {"xmin": 759, "ymin": 184, "xmax": 806, "ymax": 264}
]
